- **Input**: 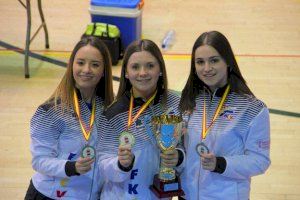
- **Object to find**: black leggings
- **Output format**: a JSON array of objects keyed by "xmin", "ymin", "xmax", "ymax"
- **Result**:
[{"xmin": 24, "ymin": 180, "xmax": 54, "ymax": 200}]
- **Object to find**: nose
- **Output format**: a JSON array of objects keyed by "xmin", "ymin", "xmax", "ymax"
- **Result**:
[
  {"xmin": 82, "ymin": 64, "xmax": 92, "ymax": 73},
  {"xmin": 203, "ymin": 62, "xmax": 212, "ymax": 72},
  {"xmin": 139, "ymin": 66, "xmax": 148, "ymax": 76}
]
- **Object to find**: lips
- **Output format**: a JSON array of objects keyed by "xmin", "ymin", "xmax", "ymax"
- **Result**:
[
  {"xmin": 136, "ymin": 78, "xmax": 151, "ymax": 82},
  {"xmin": 203, "ymin": 74, "xmax": 215, "ymax": 77},
  {"xmin": 79, "ymin": 75, "xmax": 94, "ymax": 81}
]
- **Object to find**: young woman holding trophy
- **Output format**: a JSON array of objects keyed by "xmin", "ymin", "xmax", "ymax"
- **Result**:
[
  {"xmin": 179, "ymin": 31, "xmax": 271, "ymax": 200},
  {"xmin": 99, "ymin": 39, "xmax": 185, "ymax": 199},
  {"xmin": 25, "ymin": 36, "xmax": 114, "ymax": 199}
]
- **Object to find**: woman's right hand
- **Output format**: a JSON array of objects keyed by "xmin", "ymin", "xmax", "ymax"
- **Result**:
[
  {"xmin": 75, "ymin": 157, "xmax": 94, "ymax": 174},
  {"xmin": 118, "ymin": 145, "xmax": 134, "ymax": 168}
]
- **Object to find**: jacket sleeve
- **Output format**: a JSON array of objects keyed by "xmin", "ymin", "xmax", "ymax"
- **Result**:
[
  {"xmin": 30, "ymin": 107, "xmax": 68, "ymax": 178},
  {"xmin": 98, "ymin": 154, "xmax": 132, "ymax": 183},
  {"xmin": 175, "ymin": 112, "xmax": 190, "ymax": 174},
  {"xmin": 97, "ymin": 117, "xmax": 132, "ymax": 183},
  {"xmin": 175, "ymin": 133, "xmax": 186, "ymax": 173},
  {"xmin": 222, "ymin": 107, "xmax": 271, "ymax": 180}
]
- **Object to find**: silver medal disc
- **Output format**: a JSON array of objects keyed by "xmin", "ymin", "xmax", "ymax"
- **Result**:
[
  {"xmin": 81, "ymin": 145, "xmax": 95, "ymax": 159},
  {"xmin": 196, "ymin": 142, "xmax": 210, "ymax": 155},
  {"xmin": 119, "ymin": 131, "xmax": 135, "ymax": 147}
]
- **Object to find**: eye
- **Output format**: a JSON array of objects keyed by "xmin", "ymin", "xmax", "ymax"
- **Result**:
[
  {"xmin": 196, "ymin": 59, "xmax": 205, "ymax": 65},
  {"xmin": 130, "ymin": 63, "xmax": 140, "ymax": 70},
  {"xmin": 210, "ymin": 58, "xmax": 220, "ymax": 64},
  {"xmin": 146, "ymin": 62, "xmax": 155, "ymax": 69},
  {"xmin": 76, "ymin": 60, "xmax": 85, "ymax": 66},
  {"xmin": 91, "ymin": 62, "xmax": 101, "ymax": 68}
]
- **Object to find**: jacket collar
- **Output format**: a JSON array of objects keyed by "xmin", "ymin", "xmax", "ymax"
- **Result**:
[
  {"xmin": 124, "ymin": 89, "xmax": 161, "ymax": 107},
  {"xmin": 203, "ymin": 84, "xmax": 229, "ymax": 98}
]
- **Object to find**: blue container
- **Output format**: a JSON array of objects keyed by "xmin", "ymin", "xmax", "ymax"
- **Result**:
[{"xmin": 89, "ymin": 0, "xmax": 143, "ymax": 49}]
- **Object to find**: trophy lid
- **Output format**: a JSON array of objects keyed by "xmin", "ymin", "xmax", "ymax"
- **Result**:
[{"xmin": 151, "ymin": 115, "xmax": 182, "ymax": 124}]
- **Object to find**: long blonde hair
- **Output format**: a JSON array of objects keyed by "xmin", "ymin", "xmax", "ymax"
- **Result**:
[{"xmin": 47, "ymin": 36, "xmax": 114, "ymax": 111}]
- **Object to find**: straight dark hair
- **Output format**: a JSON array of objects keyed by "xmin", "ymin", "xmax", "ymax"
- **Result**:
[
  {"xmin": 49, "ymin": 36, "xmax": 114, "ymax": 110},
  {"xmin": 179, "ymin": 31, "xmax": 253, "ymax": 113},
  {"xmin": 116, "ymin": 39, "xmax": 169, "ymax": 108}
]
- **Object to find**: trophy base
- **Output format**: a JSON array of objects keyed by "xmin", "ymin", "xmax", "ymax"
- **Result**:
[{"xmin": 150, "ymin": 174, "xmax": 185, "ymax": 198}]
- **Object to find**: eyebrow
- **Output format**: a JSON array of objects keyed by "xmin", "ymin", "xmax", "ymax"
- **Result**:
[
  {"xmin": 210, "ymin": 56, "xmax": 221, "ymax": 59},
  {"xmin": 76, "ymin": 58, "xmax": 101, "ymax": 63},
  {"xmin": 91, "ymin": 60, "xmax": 101, "ymax": 63},
  {"xmin": 195, "ymin": 56, "xmax": 221, "ymax": 59},
  {"xmin": 128, "ymin": 62, "xmax": 139, "ymax": 66},
  {"xmin": 129, "ymin": 61, "xmax": 157, "ymax": 65}
]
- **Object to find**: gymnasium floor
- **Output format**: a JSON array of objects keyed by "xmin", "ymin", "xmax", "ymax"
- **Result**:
[{"xmin": 0, "ymin": 1, "xmax": 299, "ymax": 199}]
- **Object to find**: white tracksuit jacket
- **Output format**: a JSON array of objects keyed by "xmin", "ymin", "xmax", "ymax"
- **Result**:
[
  {"xmin": 181, "ymin": 87, "xmax": 271, "ymax": 200},
  {"xmin": 30, "ymin": 95, "xmax": 105, "ymax": 200},
  {"xmin": 99, "ymin": 91, "xmax": 185, "ymax": 200}
]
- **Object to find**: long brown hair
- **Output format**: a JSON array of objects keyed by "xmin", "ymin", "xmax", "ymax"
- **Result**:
[
  {"xmin": 48, "ymin": 36, "xmax": 114, "ymax": 110},
  {"xmin": 179, "ymin": 31, "xmax": 253, "ymax": 113},
  {"xmin": 116, "ymin": 39, "xmax": 169, "ymax": 107}
]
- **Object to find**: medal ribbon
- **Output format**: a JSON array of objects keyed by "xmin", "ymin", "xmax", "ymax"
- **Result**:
[
  {"xmin": 202, "ymin": 85, "xmax": 230, "ymax": 139},
  {"xmin": 73, "ymin": 90, "xmax": 96, "ymax": 141},
  {"xmin": 127, "ymin": 90, "xmax": 157, "ymax": 129}
]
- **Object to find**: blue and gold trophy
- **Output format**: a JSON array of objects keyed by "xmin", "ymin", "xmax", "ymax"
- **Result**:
[{"xmin": 149, "ymin": 115, "xmax": 185, "ymax": 198}]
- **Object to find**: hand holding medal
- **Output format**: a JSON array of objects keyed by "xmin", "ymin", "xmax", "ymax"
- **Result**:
[
  {"xmin": 118, "ymin": 133, "xmax": 135, "ymax": 168},
  {"xmin": 118, "ymin": 91, "xmax": 157, "ymax": 168},
  {"xmin": 118, "ymin": 132, "xmax": 135, "ymax": 168},
  {"xmin": 118, "ymin": 144, "xmax": 134, "ymax": 168},
  {"xmin": 200, "ymin": 153, "xmax": 217, "ymax": 171},
  {"xmin": 75, "ymin": 157, "xmax": 95, "ymax": 174}
]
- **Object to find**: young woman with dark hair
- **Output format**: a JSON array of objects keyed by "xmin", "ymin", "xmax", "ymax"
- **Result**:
[
  {"xmin": 180, "ymin": 31, "xmax": 270, "ymax": 200},
  {"xmin": 99, "ymin": 39, "xmax": 185, "ymax": 199}
]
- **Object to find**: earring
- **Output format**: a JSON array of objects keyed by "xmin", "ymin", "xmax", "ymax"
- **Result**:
[
  {"xmin": 125, "ymin": 74, "xmax": 129, "ymax": 78},
  {"xmin": 159, "ymin": 72, "xmax": 162, "ymax": 76}
]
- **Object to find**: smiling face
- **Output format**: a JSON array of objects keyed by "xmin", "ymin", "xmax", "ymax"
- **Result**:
[
  {"xmin": 126, "ymin": 51, "xmax": 161, "ymax": 99},
  {"xmin": 194, "ymin": 45, "xmax": 228, "ymax": 91},
  {"xmin": 73, "ymin": 44, "xmax": 104, "ymax": 95}
]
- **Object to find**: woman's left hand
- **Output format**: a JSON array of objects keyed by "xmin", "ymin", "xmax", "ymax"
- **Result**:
[
  {"xmin": 201, "ymin": 153, "xmax": 217, "ymax": 171},
  {"xmin": 161, "ymin": 149, "xmax": 178, "ymax": 168}
]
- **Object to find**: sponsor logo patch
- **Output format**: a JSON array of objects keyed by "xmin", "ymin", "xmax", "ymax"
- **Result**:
[{"xmin": 220, "ymin": 106, "xmax": 236, "ymax": 120}]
